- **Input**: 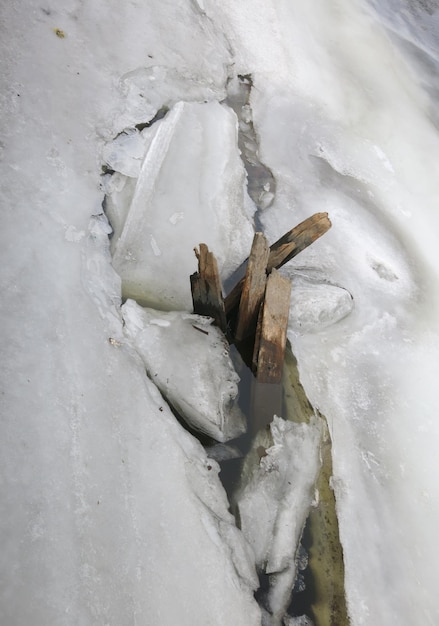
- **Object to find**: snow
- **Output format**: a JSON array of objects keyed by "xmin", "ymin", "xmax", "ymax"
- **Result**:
[
  {"xmin": 2, "ymin": 0, "xmax": 439, "ymax": 624},
  {"xmin": 0, "ymin": 2, "xmax": 259, "ymax": 624}
]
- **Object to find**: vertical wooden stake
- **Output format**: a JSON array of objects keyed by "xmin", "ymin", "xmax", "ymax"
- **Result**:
[
  {"xmin": 252, "ymin": 269, "xmax": 292, "ymax": 384},
  {"xmin": 235, "ymin": 232, "xmax": 270, "ymax": 343}
]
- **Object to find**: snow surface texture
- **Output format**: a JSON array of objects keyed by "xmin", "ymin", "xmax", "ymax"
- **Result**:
[
  {"xmin": 122, "ymin": 299, "xmax": 245, "ymax": 442},
  {"xmin": 2, "ymin": 0, "xmax": 439, "ymax": 625}
]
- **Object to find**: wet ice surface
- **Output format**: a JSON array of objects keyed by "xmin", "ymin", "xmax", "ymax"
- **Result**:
[{"xmin": 2, "ymin": 0, "xmax": 439, "ymax": 624}]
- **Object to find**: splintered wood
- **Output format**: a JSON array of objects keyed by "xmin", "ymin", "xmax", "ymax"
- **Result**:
[
  {"xmin": 190, "ymin": 244, "xmax": 227, "ymax": 334},
  {"xmin": 191, "ymin": 212, "xmax": 331, "ymax": 384},
  {"xmin": 235, "ymin": 233, "xmax": 270, "ymax": 343}
]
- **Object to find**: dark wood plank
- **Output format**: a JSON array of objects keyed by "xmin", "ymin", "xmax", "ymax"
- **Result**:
[
  {"xmin": 225, "ymin": 212, "xmax": 331, "ymax": 316},
  {"xmin": 235, "ymin": 232, "xmax": 270, "ymax": 342},
  {"xmin": 252, "ymin": 269, "xmax": 292, "ymax": 384},
  {"xmin": 190, "ymin": 244, "xmax": 227, "ymax": 333}
]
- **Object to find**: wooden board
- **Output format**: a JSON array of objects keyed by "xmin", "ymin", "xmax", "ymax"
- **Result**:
[
  {"xmin": 235, "ymin": 232, "xmax": 270, "ymax": 342},
  {"xmin": 252, "ymin": 269, "xmax": 292, "ymax": 384},
  {"xmin": 190, "ymin": 244, "xmax": 227, "ymax": 334},
  {"xmin": 224, "ymin": 212, "xmax": 331, "ymax": 316}
]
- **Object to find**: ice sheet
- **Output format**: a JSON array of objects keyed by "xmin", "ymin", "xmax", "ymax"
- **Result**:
[
  {"xmin": 3, "ymin": 0, "xmax": 439, "ymax": 624},
  {"xmin": 108, "ymin": 99, "xmax": 255, "ymax": 310}
]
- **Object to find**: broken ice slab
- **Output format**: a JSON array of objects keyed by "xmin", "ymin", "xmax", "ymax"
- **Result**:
[
  {"xmin": 102, "ymin": 127, "xmax": 153, "ymax": 178},
  {"xmin": 122, "ymin": 299, "xmax": 246, "ymax": 442},
  {"xmin": 109, "ymin": 100, "xmax": 254, "ymax": 311},
  {"xmin": 287, "ymin": 276, "xmax": 354, "ymax": 333},
  {"xmin": 234, "ymin": 415, "xmax": 322, "ymax": 625},
  {"xmin": 117, "ymin": 65, "xmax": 228, "ymax": 131}
]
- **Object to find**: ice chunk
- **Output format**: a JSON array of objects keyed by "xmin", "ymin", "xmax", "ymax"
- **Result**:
[
  {"xmin": 102, "ymin": 127, "xmax": 156, "ymax": 178},
  {"xmin": 206, "ymin": 443, "xmax": 243, "ymax": 462},
  {"xmin": 122, "ymin": 299, "xmax": 245, "ymax": 442},
  {"xmin": 234, "ymin": 416, "xmax": 322, "ymax": 624},
  {"xmin": 110, "ymin": 100, "xmax": 254, "ymax": 310},
  {"xmin": 287, "ymin": 276, "xmax": 354, "ymax": 333}
]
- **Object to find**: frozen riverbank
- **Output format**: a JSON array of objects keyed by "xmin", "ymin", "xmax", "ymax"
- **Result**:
[{"xmin": 2, "ymin": 1, "xmax": 439, "ymax": 624}]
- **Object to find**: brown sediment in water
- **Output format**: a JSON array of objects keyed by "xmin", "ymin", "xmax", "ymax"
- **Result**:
[
  {"xmin": 307, "ymin": 415, "xmax": 350, "ymax": 626},
  {"xmin": 283, "ymin": 345, "xmax": 350, "ymax": 626}
]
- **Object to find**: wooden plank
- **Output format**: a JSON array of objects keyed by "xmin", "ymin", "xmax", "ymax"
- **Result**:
[
  {"xmin": 267, "ymin": 211, "xmax": 331, "ymax": 271},
  {"xmin": 190, "ymin": 244, "xmax": 227, "ymax": 334},
  {"xmin": 235, "ymin": 232, "xmax": 270, "ymax": 342},
  {"xmin": 224, "ymin": 212, "xmax": 331, "ymax": 316},
  {"xmin": 252, "ymin": 269, "xmax": 292, "ymax": 384}
]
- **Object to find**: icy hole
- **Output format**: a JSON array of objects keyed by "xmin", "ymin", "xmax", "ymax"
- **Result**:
[{"xmin": 100, "ymin": 76, "xmax": 349, "ymax": 625}]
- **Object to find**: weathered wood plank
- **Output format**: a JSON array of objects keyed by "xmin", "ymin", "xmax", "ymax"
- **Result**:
[
  {"xmin": 235, "ymin": 232, "xmax": 270, "ymax": 343},
  {"xmin": 267, "ymin": 211, "xmax": 331, "ymax": 271},
  {"xmin": 252, "ymin": 269, "xmax": 292, "ymax": 384},
  {"xmin": 250, "ymin": 380, "xmax": 283, "ymax": 435},
  {"xmin": 190, "ymin": 244, "xmax": 227, "ymax": 333},
  {"xmin": 224, "ymin": 212, "xmax": 331, "ymax": 316}
]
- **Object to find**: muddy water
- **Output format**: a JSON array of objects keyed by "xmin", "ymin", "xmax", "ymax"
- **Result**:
[{"xmin": 217, "ymin": 343, "xmax": 350, "ymax": 625}]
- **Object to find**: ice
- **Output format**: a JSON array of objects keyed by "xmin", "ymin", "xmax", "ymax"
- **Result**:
[
  {"xmin": 116, "ymin": 64, "xmax": 229, "ymax": 132},
  {"xmin": 108, "ymin": 99, "xmax": 255, "ymax": 310},
  {"xmin": 283, "ymin": 617, "xmax": 314, "ymax": 626},
  {"xmin": 122, "ymin": 299, "xmax": 245, "ymax": 442},
  {"xmin": 234, "ymin": 416, "xmax": 322, "ymax": 624},
  {"xmin": 102, "ymin": 127, "xmax": 152, "ymax": 178},
  {"xmin": 0, "ymin": 2, "xmax": 262, "ymax": 624},
  {"xmin": 206, "ymin": 443, "xmax": 243, "ymax": 462},
  {"xmin": 3, "ymin": 0, "xmax": 439, "ymax": 624},
  {"xmin": 219, "ymin": 1, "xmax": 439, "ymax": 623},
  {"xmin": 287, "ymin": 275, "xmax": 354, "ymax": 333}
]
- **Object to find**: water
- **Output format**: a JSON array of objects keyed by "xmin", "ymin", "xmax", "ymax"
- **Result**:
[{"xmin": 214, "ymin": 342, "xmax": 350, "ymax": 625}]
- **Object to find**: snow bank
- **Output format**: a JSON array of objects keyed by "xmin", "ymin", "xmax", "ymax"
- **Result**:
[{"xmin": 0, "ymin": 1, "xmax": 260, "ymax": 624}]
